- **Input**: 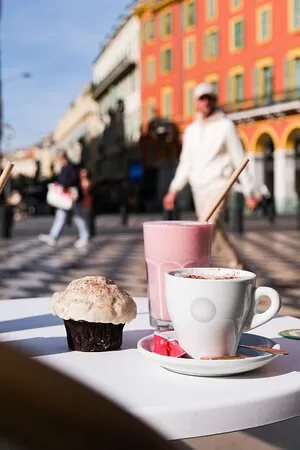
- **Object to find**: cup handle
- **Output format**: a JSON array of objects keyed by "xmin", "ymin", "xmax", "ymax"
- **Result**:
[{"xmin": 245, "ymin": 286, "xmax": 281, "ymax": 331}]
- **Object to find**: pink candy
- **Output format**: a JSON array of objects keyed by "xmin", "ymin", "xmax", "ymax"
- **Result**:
[{"xmin": 153, "ymin": 334, "xmax": 186, "ymax": 358}]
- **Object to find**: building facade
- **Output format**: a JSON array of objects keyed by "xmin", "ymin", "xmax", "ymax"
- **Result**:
[
  {"xmin": 92, "ymin": 15, "xmax": 141, "ymax": 143},
  {"xmin": 2, "ymin": 134, "xmax": 55, "ymax": 180},
  {"xmin": 136, "ymin": 0, "xmax": 300, "ymax": 214},
  {"xmin": 53, "ymin": 83, "xmax": 103, "ymax": 166}
]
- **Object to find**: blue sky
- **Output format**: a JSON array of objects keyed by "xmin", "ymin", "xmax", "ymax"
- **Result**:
[{"xmin": 2, "ymin": 0, "xmax": 131, "ymax": 150}]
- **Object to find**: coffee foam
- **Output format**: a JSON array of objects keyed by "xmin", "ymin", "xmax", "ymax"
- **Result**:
[
  {"xmin": 183, "ymin": 274, "xmax": 238, "ymax": 280},
  {"xmin": 173, "ymin": 268, "xmax": 242, "ymax": 280}
]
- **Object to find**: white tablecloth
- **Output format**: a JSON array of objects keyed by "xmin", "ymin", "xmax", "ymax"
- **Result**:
[{"xmin": 1, "ymin": 297, "xmax": 300, "ymax": 440}]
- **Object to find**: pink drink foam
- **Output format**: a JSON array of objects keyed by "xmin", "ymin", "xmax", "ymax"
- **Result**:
[{"xmin": 143, "ymin": 221, "xmax": 213, "ymax": 322}]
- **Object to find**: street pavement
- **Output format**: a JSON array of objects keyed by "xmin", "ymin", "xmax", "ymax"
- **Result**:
[{"xmin": 0, "ymin": 213, "xmax": 300, "ymax": 318}]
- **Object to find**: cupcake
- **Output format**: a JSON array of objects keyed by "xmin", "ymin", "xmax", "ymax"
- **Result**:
[{"xmin": 52, "ymin": 276, "xmax": 137, "ymax": 352}]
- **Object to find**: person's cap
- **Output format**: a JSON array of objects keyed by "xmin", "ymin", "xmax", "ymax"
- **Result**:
[{"xmin": 194, "ymin": 82, "xmax": 216, "ymax": 99}]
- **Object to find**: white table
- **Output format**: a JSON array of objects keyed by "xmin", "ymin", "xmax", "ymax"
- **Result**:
[{"xmin": 1, "ymin": 297, "xmax": 300, "ymax": 441}]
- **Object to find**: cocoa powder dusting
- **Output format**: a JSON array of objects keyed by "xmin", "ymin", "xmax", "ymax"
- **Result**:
[{"xmin": 183, "ymin": 274, "xmax": 238, "ymax": 280}]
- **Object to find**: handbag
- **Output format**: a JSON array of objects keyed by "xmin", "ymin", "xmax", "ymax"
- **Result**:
[{"xmin": 46, "ymin": 183, "xmax": 78, "ymax": 211}]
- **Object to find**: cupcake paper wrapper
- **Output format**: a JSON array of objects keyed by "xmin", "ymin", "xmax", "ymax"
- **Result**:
[{"xmin": 64, "ymin": 319, "xmax": 124, "ymax": 352}]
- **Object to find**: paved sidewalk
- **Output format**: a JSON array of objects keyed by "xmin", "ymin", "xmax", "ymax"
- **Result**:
[{"xmin": 0, "ymin": 214, "xmax": 299, "ymax": 318}]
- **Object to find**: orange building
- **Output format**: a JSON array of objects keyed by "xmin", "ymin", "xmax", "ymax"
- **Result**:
[{"xmin": 135, "ymin": 0, "xmax": 300, "ymax": 214}]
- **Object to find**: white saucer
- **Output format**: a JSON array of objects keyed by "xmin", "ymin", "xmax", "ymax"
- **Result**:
[{"xmin": 137, "ymin": 331, "xmax": 279, "ymax": 377}]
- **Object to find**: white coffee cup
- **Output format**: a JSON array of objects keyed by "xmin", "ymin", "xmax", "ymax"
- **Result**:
[{"xmin": 165, "ymin": 268, "xmax": 281, "ymax": 358}]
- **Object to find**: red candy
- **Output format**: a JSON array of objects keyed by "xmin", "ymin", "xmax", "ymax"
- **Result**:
[
  {"xmin": 153, "ymin": 334, "xmax": 169, "ymax": 356},
  {"xmin": 153, "ymin": 333, "xmax": 186, "ymax": 358},
  {"xmin": 168, "ymin": 339, "xmax": 186, "ymax": 358}
]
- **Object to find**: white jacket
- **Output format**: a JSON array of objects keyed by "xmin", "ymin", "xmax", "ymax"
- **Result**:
[{"xmin": 169, "ymin": 111, "xmax": 255, "ymax": 197}]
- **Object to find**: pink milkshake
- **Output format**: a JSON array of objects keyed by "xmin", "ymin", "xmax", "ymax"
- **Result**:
[{"xmin": 143, "ymin": 221, "xmax": 214, "ymax": 329}]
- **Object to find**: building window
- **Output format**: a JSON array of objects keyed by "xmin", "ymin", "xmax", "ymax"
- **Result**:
[
  {"xmin": 160, "ymin": 11, "xmax": 172, "ymax": 36},
  {"xmin": 228, "ymin": 72, "xmax": 244, "ymax": 104},
  {"xmin": 253, "ymin": 63, "xmax": 273, "ymax": 104},
  {"xmin": 210, "ymin": 31, "xmax": 218, "ymax": 57},
  {"xmin": 147, "ymin": 99, "xmax": 156, "ymax": 121},
  {"xmin": 261, "ymin": 10, "xmax": 270, "ymax": 41},
  {"xmin": 257, "ymin": 7, "xmax": 272, "ymax": 43},
  {"xmin": 296, "ymin": 57, "xmax": 300, "ymax": 90},
  {"xmin": 290, "ymin": 0, "xmax": 300, "ymax": 31},
  {"xmin": 187, "ymin": 86, "xmax": 194, "ymax": 116},
  {"xmin": 204, "ymin": 29, "xmax": 219, "ymax": 60},
  {"xmin": 162, "ymin": 88, "xmax": 173, "ymax": 118},
  {"xmin": 143, "ymin": 18, "xmax": 155, "ymax": 42},
  {"xmin": 185, "ymin": 37, "xmax": 196, "ymax": 67},
  {"xmin": 235, "ymin": 73, "xmax": 244, "ymax": 102},
  {"xmin": 207, "ymin": 0, "xmax": 217, "ymax": 20},
  {"xmin": 211, "ymin": 80, "xmax": 218, "ymax": 95},
  {"xmin": 161, "ymin": 48, "xmax": 173, "ymax": 73},
  {"xmin": 184, "ymin": 82, "xmax": 195, "ymax": 117},
  {"xmin": 232, "ymin": 19, "xmax": 244, "ymax": 50},
  {"xmin": 146, "ymin": 58, "xmax": 155, "ymax": 83},
  {"xmin": 262, "ymin": 66, "xmax": 273, "ymax": 100},
  {"xmin": 184, "ymin": 0, "xmax": 196, "ymax": 27},
  {"xmin": 285, "ymin": 55, "xmax": 300, "ymax": 96},
  {"xmin": 231, "ymin": 0, "xmax": 242, "ymax": 8}
]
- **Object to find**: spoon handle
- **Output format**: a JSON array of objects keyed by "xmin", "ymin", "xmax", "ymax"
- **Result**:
[{"xmin": 239, "ymin": 344, "xmax": 289, "ymax": 355}]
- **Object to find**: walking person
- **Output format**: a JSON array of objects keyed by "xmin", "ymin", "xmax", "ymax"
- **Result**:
[
  {"xmin": 38, "ymin": 152, "xmax": 90, "ymax": 248},
  {"xmin": 74, "ymin": 168, "xmax": 93, "ymax": 246},
  {"xmin": 163, "ymin": 82, "xmax": 261, "ymax": 268}
]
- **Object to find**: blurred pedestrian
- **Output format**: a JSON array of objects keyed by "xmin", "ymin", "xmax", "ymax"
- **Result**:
[
  {"xmin": 163, "ymin": 82, "xmax": 261, "ymax": 268},
  {"xmin": 254, "ymin": 184, "xmax": 275, "ymax": 223},
  {"xmin": 75, "ymin": 168, "xmax": 93, "ymax": 242},
  {"xmin": 140, "ymin": 123, "xmax": 158, "ymax": 210},
  {"xmin": 231, "ymin": 182, "xmax": 245, "ymax": 234},
  {"xmin": 38, "ymin": 152, "xmax": 90, "ymax": 248}
]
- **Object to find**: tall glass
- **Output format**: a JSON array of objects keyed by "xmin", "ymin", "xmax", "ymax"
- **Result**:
[{"xmin": 143, "ymin": 221, "xmax": 214, "ymax": 329}]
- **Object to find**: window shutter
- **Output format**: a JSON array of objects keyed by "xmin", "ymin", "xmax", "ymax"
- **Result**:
[
  {"xmin": 188, "ymin": 86, "xmax": 194, "ymax": 116},
  {"xmin": 182, "ymin": 2, "xmax": 186, "ymax": 28},
  {"xmin": 237, "ymin": 73, "xmax": 244, "ymax": 102},
  {"xmin": 261, "ymin": 10, "xmax": 268, "ymax": 40},
  {"xmin": 285, "ymin": 58, "xmax": 291, "ymax": 98},
  {"xmin": 160, "ymin": 51, "xmax": 164, "ymax": 73},
  {"xmin": 267, "ymin": 65, "xmax": 273, "ymax": 101},
  {"xmin": 190, "ymin": 1, "xmax": 196, "ymax": 26},
  {"xmin": 188, "ymin": 40, "xmax": 193, "ymax": 66},
  {"xmin": 168, "ymin": 49, "xmax": 172, "ymax": 71},
  {"xmin": 295, "ymin": 58, "xmax": 300, "ymax": 90},
  {"xmin": 294, "ymin": 0, "xmax": 300, "ymax": 29},
  {"xmin": 240, "ymin": 21, "xmax": 244, "ymax": 47},
  {"xmin": 227, "ymin": 76, "xmax": 232, "ymax": 104},
  {"xmin": 253, "ymin": 67, "xmax": 259, "ymax": 105}
]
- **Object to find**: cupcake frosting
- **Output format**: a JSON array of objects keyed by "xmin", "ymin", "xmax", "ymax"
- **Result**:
[{"xmin": 52, "ymin": 276, "xmax": 137, "ymax": 325}]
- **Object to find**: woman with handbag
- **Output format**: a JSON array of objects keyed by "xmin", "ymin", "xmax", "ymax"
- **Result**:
[{"xmin": 38, "ymin": 152, "xmax": 91, "ymax": 248}]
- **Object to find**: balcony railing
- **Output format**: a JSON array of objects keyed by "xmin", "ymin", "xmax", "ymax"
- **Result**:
[{"xmin": 222, "ymin": 89, "xmax": 300, "ymax": 115}]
